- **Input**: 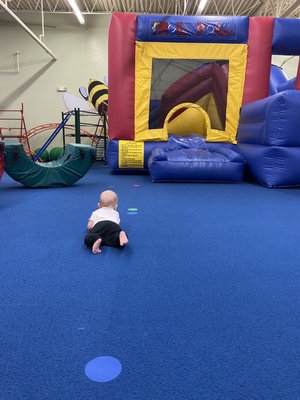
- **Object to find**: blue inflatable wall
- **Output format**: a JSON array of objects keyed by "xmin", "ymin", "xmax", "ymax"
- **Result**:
[
  {"xmin": 269, "ymin": 65, "xmax": 288, "ymax": 95},
  {"xmin": 237, "ymin": 91, "xmax": 300, "ymax": 187}
]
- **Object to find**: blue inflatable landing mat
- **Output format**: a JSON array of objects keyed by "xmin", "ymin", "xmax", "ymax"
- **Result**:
[{"xmin": 148, "ymin": 135, "xmax": 245, "ymax": 182}]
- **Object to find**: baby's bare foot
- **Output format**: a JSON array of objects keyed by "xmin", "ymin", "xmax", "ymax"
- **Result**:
[
  {"xmin": 119, "ymin": 231, "xmax": 128, "ymax": 246},
  {"xmin": 92, "ymin": 238, "xmax": 102, "ymax": 254}
]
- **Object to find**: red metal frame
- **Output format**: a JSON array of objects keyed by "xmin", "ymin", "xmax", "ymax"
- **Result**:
[{"xmin": 0, "ymin": 103, "xmax": 30, "ymax": 150}]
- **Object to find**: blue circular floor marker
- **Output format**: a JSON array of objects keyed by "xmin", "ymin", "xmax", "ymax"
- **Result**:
[{"xmin": 85, "ymin": 356, "xmax": 122, "ymax": 383}]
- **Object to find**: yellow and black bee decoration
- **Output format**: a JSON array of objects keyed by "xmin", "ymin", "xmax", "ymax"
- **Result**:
[{"xmin": 88, "ymin": 79, "xmax": 108, "ymax": 115}]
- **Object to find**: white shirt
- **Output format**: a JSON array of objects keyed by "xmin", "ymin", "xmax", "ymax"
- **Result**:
[{"xmin": 89, "ymin": 207, "xmax": 120, "ymax": 227}]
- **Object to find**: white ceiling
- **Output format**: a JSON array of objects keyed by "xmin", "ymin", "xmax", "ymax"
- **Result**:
[{"xmin": 1, "ymin": 0, "xmax": 300, "ymax": 18}]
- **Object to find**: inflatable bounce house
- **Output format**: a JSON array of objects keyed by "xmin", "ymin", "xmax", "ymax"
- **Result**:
[
  {"xmin": 0, "ymin": 140, "xmax": 4, "ymax": 182},
  {"xmin": 107, "ymin": 14, "xmax": 300, "ymax": 187}
]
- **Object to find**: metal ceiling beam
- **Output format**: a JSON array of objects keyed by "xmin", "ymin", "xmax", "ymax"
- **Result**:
[
  {"xmin": 281, "ymin": 0, "xmax": 300, "ymax": 17},
  {"xmin": 165, "ymin": 0, "xmax": 173, "ymax": 14},
  {"xmin": 237, "ymin": 0, "xmax": 262, "ymax": 15},
  {"xmin": 3, "ymin": 0, "xmax": 298, "ymax": 17},
  {"xmin": 221, "ymin": 0, "xmax": 233, "ymax": 15},
  {"xmin": 212, "ymin": 0, "xmax": 221, "ymax": 15},
  {"xmin": 53, "ymin": 0, "xmax": 60, "ymax": 12},
  {"xmin": 254, "ymin": 0, "xmax": 271, "ymax": 15},
  {"xmin": 231, "ymin": 0, "xmax": 235, "ymax": 15},
  {"xmin": 0, "ymin": 0, "xmax": 57, "ymax": 60}
]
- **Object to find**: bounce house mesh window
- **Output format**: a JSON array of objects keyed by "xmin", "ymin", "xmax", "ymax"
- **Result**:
[{"xmin": 149, "ymin": 58, "xmax": 229, "ymax": 131}]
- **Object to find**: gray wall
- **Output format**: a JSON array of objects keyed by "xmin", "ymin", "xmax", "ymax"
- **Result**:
[{"xmin": 0, "ymin": 13, "xmax": 110, "ymax": 149}]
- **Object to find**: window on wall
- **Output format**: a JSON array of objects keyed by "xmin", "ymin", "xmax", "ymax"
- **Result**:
[{"xmin": 149, "ymin": 58, "xmax": 229, "ymax": 131}]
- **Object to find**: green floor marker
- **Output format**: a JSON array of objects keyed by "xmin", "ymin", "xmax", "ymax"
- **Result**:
[{"xmin": 128, "ymin": 208, "xmax": 138, "ymax": 212}]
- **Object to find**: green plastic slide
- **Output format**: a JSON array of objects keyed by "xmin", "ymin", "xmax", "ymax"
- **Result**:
[{"xmin": 4, "ymin": 140, "xmax": 96, "ymax": 188}]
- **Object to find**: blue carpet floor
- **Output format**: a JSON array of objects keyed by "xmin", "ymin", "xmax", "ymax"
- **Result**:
[{"xmin": 1, "ymin": 162, "xmax": 300, "ymax": 400}]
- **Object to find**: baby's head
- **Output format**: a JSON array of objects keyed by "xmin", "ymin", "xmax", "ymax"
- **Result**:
[{"xmin": 98, "ymin": 190, "xmax": 118, "ymax": 210}]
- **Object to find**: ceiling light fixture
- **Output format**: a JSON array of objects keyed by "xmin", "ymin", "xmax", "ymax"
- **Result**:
[
  {"xmin": 68, "ymin": 0, "xmax": 85, "ymax": 24},
  {"xmin": 197, "ymin": 0, "xmax": 208, "ymax": 14}
]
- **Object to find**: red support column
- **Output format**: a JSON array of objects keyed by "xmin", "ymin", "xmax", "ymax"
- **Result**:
[
  {"xmin": 295, "ymin": 58, "xmax": 300, "ymax": 90},
  {"xmin": 108, "ymin": 13, "xmax": 136, "ymax": 140},
  {"xmin": 243, "ymin": 17, "xmax": 274, "ymax": 105}
]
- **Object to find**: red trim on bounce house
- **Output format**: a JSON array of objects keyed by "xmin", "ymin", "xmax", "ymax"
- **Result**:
[
  {"xmin": 242, "ymin": 17, "xmax": 274, "ymax": 105},
  {"xmin": 295, "ymin": 58, "xmax": 300, "ymax": 90},
  {"xmin": 108, "ymin": 13, "xmax": 136, "ymax": 140},
  {"xmin": 0, "ymin": 141, "xmax": 4, "ymax": 181}
]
